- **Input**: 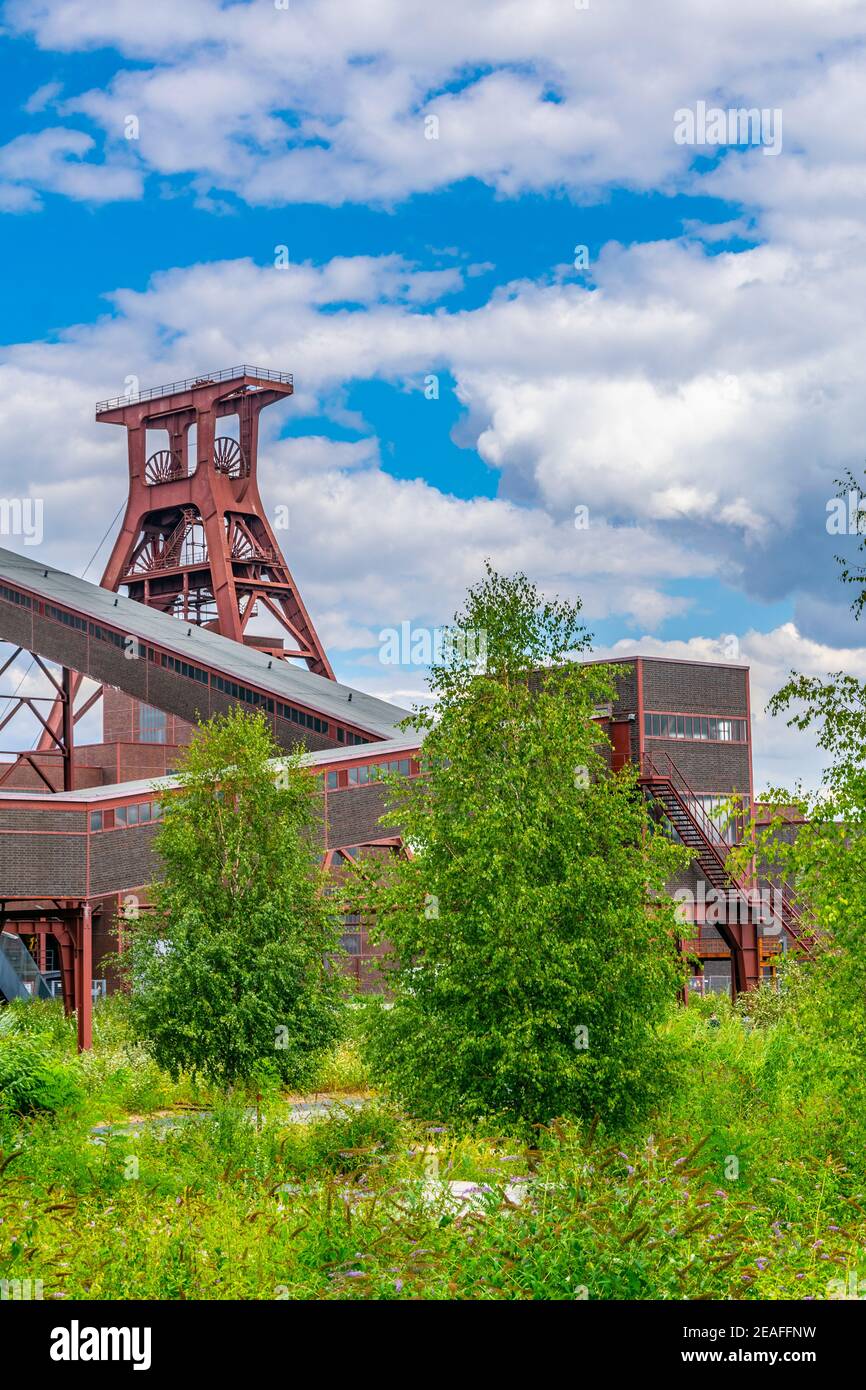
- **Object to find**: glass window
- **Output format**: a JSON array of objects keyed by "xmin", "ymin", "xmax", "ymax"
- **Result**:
[
  {"xmin": 151, "ymin": 801, "xmax": 163, "ymax": 820},
  {"xmin": 126, "ymin": 804, "xmax": 139, "ymax": 827},
  {"xmin": 327, "ymin": 771, "xmax": 339, "ymax": 790},
  {"xmin": 398, "ymin": 759, "xmax": 410, "ymax": 775},
  {"xmin": 89, "ymin": 810, "xmax": 102, "ymax": 832},
  {"xmin": 339, "ymin": 933, "xmax": 362, "ymax": 955},
  {"xmin": 115, "ymin": 806, "xmax": 127, "ymax": 827},
  {"xmin": 140, "ymin": 704, "xmax": 167, "ymax": 745}
]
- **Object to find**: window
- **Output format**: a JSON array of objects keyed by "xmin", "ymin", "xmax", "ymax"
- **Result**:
[
  {"xmin": 115, "ymin": 806, "xmax": 127, "ymax": 827},
  {"xmin": 0, "ymin": 584, "xmax": 31, "ymax": 608},
  {"xmin": 46, "ymin": 604, "xmax": 87, "ymax": 632},
  {"xmin": 697, "ymin": 796, "xmax": 740, "ymax": 846},
  {"xmin": 326, "ymin": 771, "xmax": 339, "ymax": 790},
  {"xmin": 126, "ymin": 804, "xmax": 139, "ymax": 827},
  {"xmin": 162, "ymin": 653, "xmax": 208, "ymax": 684},
  {"xmin": 139, "ymin": 704, "xmax": 167, "ymax": 744},
  {"xmin": 90, "ymin": 623, "xmax": 126, "ymax": 649},
  {"xmin": 89, "ymin": 810, "xmax": 103, "ymax": 831},
  {"xmin": 339, "ymin": 933, "xmax": 362, "ymax": 955}
]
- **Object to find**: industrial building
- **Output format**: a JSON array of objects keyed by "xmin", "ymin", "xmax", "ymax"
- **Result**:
[{"xmin": 0, "ymin": 368, "xmax": 808, "ymax": 1047}]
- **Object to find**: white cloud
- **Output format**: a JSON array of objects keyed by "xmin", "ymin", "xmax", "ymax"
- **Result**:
[
  {"xmin": 5, "ymin": 0, "xmax": 866, "ymax": 218},
  {"xmin": 0, "ymin": 127, "xmax": 142, "ymax": 209}
]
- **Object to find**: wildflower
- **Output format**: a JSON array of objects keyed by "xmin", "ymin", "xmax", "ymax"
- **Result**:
[
  {"xmin": 395, "ymin": 1279, "xmax": 403, "ymax": 1292},
  {"xmin": 755, "ymin": 1258, "xmax": 768, "ymax": 1270}
]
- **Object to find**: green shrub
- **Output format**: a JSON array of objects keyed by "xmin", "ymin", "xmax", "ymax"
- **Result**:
[{"xmin": 0, "ymin": 1035, "xmax": 81, "ymax": 1114}]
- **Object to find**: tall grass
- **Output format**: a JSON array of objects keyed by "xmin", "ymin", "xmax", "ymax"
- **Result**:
[{"xmin": 1, "ymin": 990, "xmax": 865, "ymax": 1299}]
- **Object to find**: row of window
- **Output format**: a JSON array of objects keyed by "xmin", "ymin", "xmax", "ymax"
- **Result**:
[
  {"xmin": 325, "ymin": 757, "xmax": 413, "ymax": 790},
  {"xmin": 47, "ymin": 603, "xmax": 88, "ymax": 633},
  {"xmin": 161, "ymin": 651, "xmax": 209, "ymax": 685},
  {"xmin": 644, "ymin": 713, "xmax": 747, "ymax": 743},
  {"xmin": 89, "ymin": 800, "xmax": 163, "ymax": 832},
  {"xmin": 278, "ymin": 702, "xmax": 328, "ymax": 735},
  {"xmin": 0, "ymin": 583, "xmax": 31, "ymax": 608}
]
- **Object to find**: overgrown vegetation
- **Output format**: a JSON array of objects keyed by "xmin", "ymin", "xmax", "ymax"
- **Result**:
[
  {"xmin": 3, "ymin": 561, "xmax": 866, "ymax": 1299},
  {"xmin": 1, "ymin": 991, "xmax": 864, "ymax": 1300}
]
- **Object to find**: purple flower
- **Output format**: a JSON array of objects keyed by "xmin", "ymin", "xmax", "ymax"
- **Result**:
[
  {"xmin": 755, "ymin": 1258, "xmax": 768, "ymax": 1270},
  {"xmin": 395, "ymin": 1279, "xmax": 403, "ymax": 1293}
]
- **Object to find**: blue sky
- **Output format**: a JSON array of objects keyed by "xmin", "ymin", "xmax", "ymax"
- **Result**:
[{"xmin": 2, "ymin": 0, "xmax": 866, "ymax": 788}]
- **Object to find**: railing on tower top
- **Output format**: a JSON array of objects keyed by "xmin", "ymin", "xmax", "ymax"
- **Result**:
[{"xmin": 96, "ymin": 365, "xmax": 293, "ymax": 413}]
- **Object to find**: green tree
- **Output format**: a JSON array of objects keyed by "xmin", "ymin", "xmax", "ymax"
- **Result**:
[
  {"xmin": 737, "ymin": 492, "xmax": 866, "ymax": 1089},
  {"xmin": 125, "ymin": 707, "xmax": 343, "ymax": 1091},
  {"xmin": 355, "ymin": 564, "xmax": 688, "ymax": 1130}
]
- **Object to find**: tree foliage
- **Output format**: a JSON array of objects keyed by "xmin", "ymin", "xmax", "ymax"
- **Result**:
[
  {"xmin": 124, "ymin": 707, "xmax": 343, "ymax": 1091},
  {"xmin": 740, "ymin": 517, "xmax": 866, "ymax": 1064},
  {"xmin": 355, "ymin": 563, "xmax": 688, "ymax": 1130}
]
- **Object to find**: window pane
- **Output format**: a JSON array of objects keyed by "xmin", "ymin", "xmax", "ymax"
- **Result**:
[
  {"xmin": 327, "ymin": 771, "xmax": 339, "ymax": 790},
  {"xmin": 139, "ymin": 704, "xmax": 167, "ymax": 745},
  {"xmin": 126, "ymin": 804, "xmax": 139, "ymax": 826},
  {"xmin": 115, "ymin": 806, "xmax": 127, "ymax": 827},
  {"xmin": 89, "ymin": 810, "xmax": 102, "ymax": 832}
]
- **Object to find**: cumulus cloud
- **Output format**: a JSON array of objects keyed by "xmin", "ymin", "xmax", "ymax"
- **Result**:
[
  {"xmin": 4, "ymin": 0, "xmax": 865, "ymax": 219},
  {"xmin": 0, "ymin": 127, "xmax": 142, "ymax": 210}
]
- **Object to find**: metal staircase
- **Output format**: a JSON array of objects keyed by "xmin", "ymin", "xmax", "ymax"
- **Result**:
[
  {"xmin": 0, "ymin": 930, "xmax": 52, "ymax": 1003},
  {"xmin": 637, "ymin": 749, "xmax": 814, "ymax": 966}
]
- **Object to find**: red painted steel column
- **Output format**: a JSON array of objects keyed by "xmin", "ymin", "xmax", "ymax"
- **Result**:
[{"xmin": 76, "ymin": 904, "xmax": 93, "ymax": 1053}]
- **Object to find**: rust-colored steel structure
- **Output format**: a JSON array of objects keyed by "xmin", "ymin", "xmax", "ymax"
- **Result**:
[
  {"xmin": 35, "ymin": 365, "xmax": 333, "ymax": 763},
  {"xmin": 95, "ymin": 366, "xmax": 333, "ymax": 674}
]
